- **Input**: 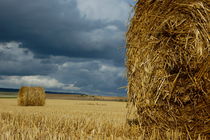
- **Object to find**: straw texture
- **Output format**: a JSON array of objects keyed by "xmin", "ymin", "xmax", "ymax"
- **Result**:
[
  {"xmin": 126, "ymin": 0, "xmax": 210, "ymax": 139},
  {"xmin": 17, "ymin": 87, "xmax": 46, "ymax": 106}
]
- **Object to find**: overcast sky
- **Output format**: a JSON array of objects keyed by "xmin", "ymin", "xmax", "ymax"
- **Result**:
[{"xmin": 0, "ymin": 0, "xmax": 135, "ymax": 96}]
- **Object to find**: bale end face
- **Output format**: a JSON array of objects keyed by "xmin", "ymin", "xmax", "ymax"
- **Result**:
[
  {"xmin": 126, "ymin": 0, "xmax": 210, "ymax": 139},
  {"xmin": 17, "ymin": 87, "xmax": 46, "ymax": 106}
]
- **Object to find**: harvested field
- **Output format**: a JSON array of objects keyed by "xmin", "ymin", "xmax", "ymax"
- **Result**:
[
  {"xmin": 0, "ymin": 98, "xmax": 204, "ymax": 139},
  {"xmin": 46, "ymin": 94, "xmax": 127, "ymax": 101},
  {"xmin": 0, "ymin": 99, "xmax": 128, "ymax": 139}
]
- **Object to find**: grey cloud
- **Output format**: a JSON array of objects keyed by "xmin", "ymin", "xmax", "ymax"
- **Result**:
[
  {"xmin": 0, "ymin": 0, "xmax": 130, "ymax": 96},
  {"xmin": 0, "ymin": 0, "xmax": 128, "ymax": 65},
  {"xmin": 51, "ymin": 60, "xmax": 126, "ymax": 96},
  {"xmin": 0, "ymin": 42, "xmax": 126, "ymax": 96},
  {"xmin": 0, "ymin": 42, "xmax": 57, "ymax": 76}
]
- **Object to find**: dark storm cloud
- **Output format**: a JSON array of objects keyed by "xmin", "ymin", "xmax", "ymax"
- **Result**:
[
  {"xmin": 50, "ymin": 59, "xmax": 126, "ymax": 96},
  {"xmin": 0, "ymin": 42, "xmax": 57, "ymax": 76},
  {"xmin": 0, "ymin": 0, "xmax": 130, "ymax": 96},
  {"xmin": 0, "ymin": 0, "xmax": 127, "ymax": 65}
]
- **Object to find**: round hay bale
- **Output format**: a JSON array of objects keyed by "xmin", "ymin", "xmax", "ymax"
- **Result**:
[
  {"xmin": 17, "ymin": 86, "xmax": 46, "ymax": 106},
  {"xmin": 126, "ymin": 0, "xmax": 210, "ymax": 139}
]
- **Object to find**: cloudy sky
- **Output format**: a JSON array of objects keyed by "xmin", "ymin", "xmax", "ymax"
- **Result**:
[{"xmin": 0, "ymin": 0, "xmax": 135, "ymax": 96}]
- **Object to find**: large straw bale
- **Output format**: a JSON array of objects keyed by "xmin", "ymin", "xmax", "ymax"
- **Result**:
[
  {"xmin": 17, "ymin": 87, "xmax": 46, "ymax": 106},
  {"xmin": 126, "ymin": 0, "xmax": 210, "ymax": 139}
]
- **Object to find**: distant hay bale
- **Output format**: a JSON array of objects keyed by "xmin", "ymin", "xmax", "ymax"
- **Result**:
[
  {"xmin": 126, "ymin": 0, "xmax": 210, "ymax": 139},
  {"xmin": 17, "ymin": 87, "xmax": 46, "ymax": 106}
]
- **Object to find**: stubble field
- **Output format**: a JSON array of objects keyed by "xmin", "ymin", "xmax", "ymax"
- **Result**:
[
  {"xmin": 1, "ymin": 98, "xmax": 205, "ymax": 140},
  {"xmin": 0, "ymin": 99, "xmax": 133, "ymax": 140}
]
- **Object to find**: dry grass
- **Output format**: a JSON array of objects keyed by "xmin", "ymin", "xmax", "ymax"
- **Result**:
[
  {"xmin": 126, "ymin": 0, "xmax": 210, "ymax": 139},
  {"xmin": 17, "ymin": 87, "xmax": 46, "ymax": 106},
  {"xmin": 0, "ymin": 99, "xmax": 204, "ymax": 140},
  {"xmin": 0, "ymin": 99, "xmax": 128, "ymax": 139}
]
